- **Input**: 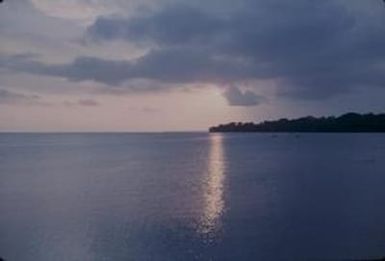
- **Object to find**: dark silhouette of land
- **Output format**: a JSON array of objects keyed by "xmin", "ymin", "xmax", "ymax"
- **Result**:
[{"xmin": 209, "ymin": 112, "xmax": 385, "ymax": 133}]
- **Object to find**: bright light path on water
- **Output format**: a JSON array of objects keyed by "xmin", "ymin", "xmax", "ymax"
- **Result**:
[{"xmin": 199, "ymin": 134, "xmax": 226, "ymax": 236}]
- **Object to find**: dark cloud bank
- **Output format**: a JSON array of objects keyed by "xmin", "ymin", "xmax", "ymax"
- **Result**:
[{"xmin": 2, "ymin": 0, "xmax": 385, "ymax": 106}]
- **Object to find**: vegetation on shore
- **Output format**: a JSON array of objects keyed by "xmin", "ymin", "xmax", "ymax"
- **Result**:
[{"xmin": 209, "ymin": 113, "xmax": 385, "ymax": 132}]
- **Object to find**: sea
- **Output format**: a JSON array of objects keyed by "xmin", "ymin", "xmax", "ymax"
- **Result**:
[{"xmin": 1, "ymin": 133, "xmax": 385, "ymax": 260}]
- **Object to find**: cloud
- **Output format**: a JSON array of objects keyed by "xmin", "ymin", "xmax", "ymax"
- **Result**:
[
  {"xmin": 0, "ymin": 88, "xmax": 47, "ymax": 106},
  {"xmin": 85, "ymin": 0, "xmax": 385, "ymax": 100},
  {"xmin": 0, "ymin": 87, "xmax": 99, "ymax": 107},
  {"xmin": 87, "ymin": 4, "xmax": 226, "ymax": 45},
  {"xmin": 63, "ymin": 99, "xmax": 100, "ymax": 107},
  {"xmin": 78, "ymin": 99, "xmax": 100, "ymax": 106},
  {"xmin": 140, "ymin": 106, "xmax": 159, "ymax": 113},
  {"xmin": 2, "ymin": 0, "xmax": 385, "ymax": 101},
  {"xmin": 223, "ymin": 86, "xmax": 265, "ymax": 106},
  {"xmin": 30, "ymin": 0, "xmax": 112, "ymax": 20},
  {"xmin": 0, "ymin": 49, "xmax": 255, "ymax": 87}
]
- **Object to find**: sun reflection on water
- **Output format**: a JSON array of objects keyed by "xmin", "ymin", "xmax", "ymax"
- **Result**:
[{"xmin": 198, "ymin": 134, "xmax": 226, "ymax": 236}]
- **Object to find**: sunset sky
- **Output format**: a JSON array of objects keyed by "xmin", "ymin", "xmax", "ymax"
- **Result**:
[{"xmin": 1, "ymin": 0, "xmax": 385, "ymax": 131}]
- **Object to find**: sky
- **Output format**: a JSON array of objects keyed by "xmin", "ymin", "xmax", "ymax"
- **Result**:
[{"xmin": 0, "ymin": 0, "xmax": 385, "ymax": 131}]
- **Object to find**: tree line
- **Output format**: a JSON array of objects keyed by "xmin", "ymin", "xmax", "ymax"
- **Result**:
[{"xmin": 209, "ymin": 113, "xmax": 385, "ymax": 132}]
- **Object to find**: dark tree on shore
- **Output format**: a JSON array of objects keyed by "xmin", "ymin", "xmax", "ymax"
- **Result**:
[{"xmin": 209, "ymin": 113, "xmax": 385, "ymax": 133}]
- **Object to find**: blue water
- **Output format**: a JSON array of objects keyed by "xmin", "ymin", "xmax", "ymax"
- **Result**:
[{"xmin": 1, "ymin": 133, "xmax": 385, "ymax": 260}]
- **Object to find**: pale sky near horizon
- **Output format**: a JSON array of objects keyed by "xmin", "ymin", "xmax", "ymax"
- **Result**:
[{"xmin": 1, "ymin": 0, "xmax": 385, "ymax": 131}]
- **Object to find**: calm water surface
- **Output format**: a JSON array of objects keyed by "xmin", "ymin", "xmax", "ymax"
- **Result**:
[{"xmin": 1, "ymin": 133, "xmax": 385, "ymax": 260}]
